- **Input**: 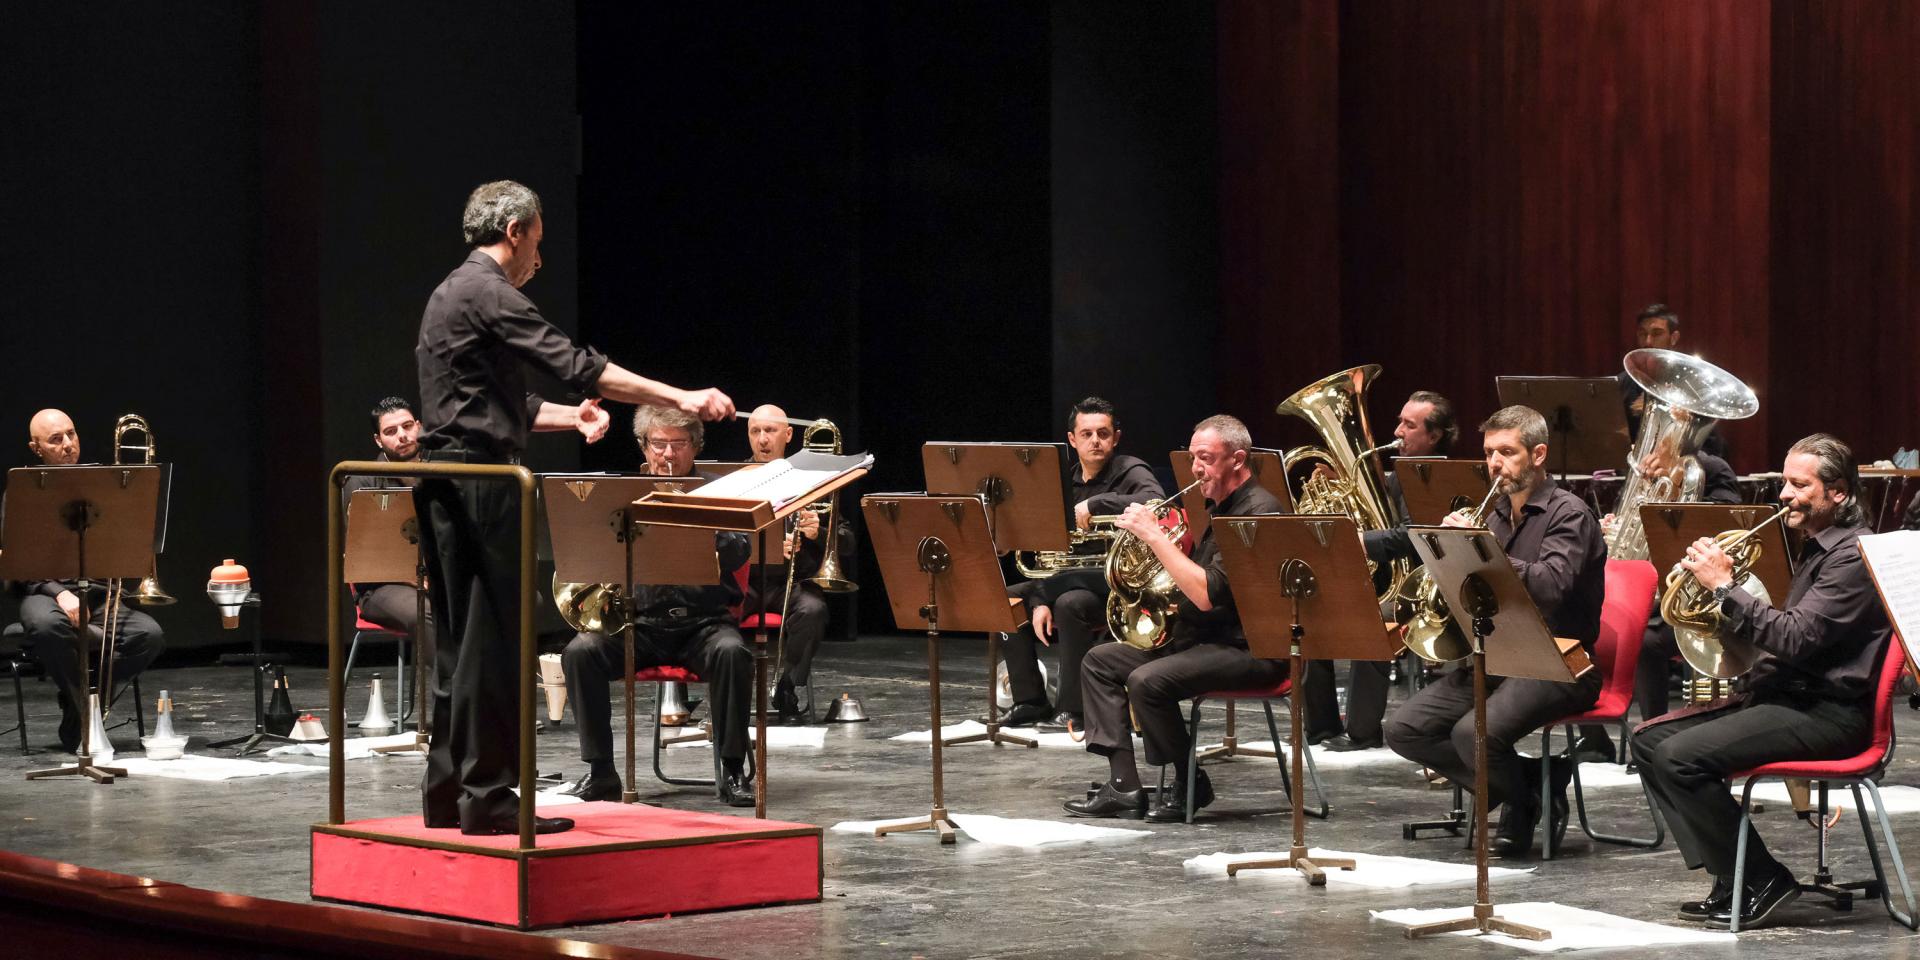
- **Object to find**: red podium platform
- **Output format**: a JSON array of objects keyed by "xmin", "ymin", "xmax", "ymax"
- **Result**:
[{"xmin": 312, "ymin": 802, "xmax": 822, "ymax": 929}]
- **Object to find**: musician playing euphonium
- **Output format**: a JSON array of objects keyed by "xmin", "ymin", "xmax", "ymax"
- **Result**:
[
  {"xmin": 1633, "ymin": 434, "xmax": 1892, "ymax": 929},
  {"xmin": 744, "ymin": 403, "xmax": 849, "ymax": 725},
  {"xmin": 558, "ymin": 406, "xmax": 756, "ymax": 807},
  {"xmin": 1002, "ymin": 397, "xmax": 1164, "ymax": 730},
  {"xmin": 1064, "ymin": 415, "xmax": 1283, "ymax": 823},
  {"xmin": 11, "ymin": 409, "xmax": 166, "ymax": 753},
  {"xmin": 1382, "ymin": 405, "xmax": 1606, "ymax": 859},
  {"xmin": 1306, "ymin": 389, "xmax": 1458, "ymax": 753}
]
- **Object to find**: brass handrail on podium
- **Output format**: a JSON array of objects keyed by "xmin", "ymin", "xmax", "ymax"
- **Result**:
[{"xmin": 326, "ymin": 460, "xmax": 540, "ymax": 849}]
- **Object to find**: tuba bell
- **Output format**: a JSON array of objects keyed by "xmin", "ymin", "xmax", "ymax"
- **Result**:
[
  {"xmin": 1660, "ymin": 506, "xmax": 1788, "ymax": 680},
  {"xmin": 1277, "ymin": 365, "xmax": 1410, "ymax": 604},
  {"xmin": 113, "ymin": 414, "xmax": 176, "ymax": 605},
  {"xmin": 1604, "ymin": 349, "xmax": 1759, "ymax": 560},
  {"xmin": 1104, "ymin": 478, "xmax": 1204, "ymax": 650}
]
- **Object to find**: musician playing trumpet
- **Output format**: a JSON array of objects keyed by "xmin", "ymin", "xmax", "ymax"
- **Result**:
[
  {"xmin": 1382, "ymin": 405, "xmax": 1606, "ymax": 859},
  {"xmin": 1633, "ymin": 434, "xmax": 1892, "ymax": 929},
  {"xmin": 1002, "ymin": 397, "xmax": 1164, "ymax": 730},
  {"xmin": 1064, "ymin": 415, "xmax": 1284, "ymax": 823}
]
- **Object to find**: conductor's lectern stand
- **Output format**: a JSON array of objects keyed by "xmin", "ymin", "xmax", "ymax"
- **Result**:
[
  {"xmin": 1403, "ymin": 525, "xmax": 1595, "ymax": 942},
  {"xmin": 1212, "ymin": 515, "xmax": 1402, "ymax": 884},
  {"xmin": 0, "ymin": 464, "xmax": 163, "ymax": 784},
  {"xmin": 862, "ymin": 494, "xmax": 1023, "ymax": 843}
]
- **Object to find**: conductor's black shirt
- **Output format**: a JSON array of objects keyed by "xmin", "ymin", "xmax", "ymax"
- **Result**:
[{"xmin": 415, "ymin": 252, "xmax": 609, "ymax": 462}]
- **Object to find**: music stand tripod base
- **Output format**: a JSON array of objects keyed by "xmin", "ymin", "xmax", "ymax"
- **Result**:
[{"xmin": 947, "ymin": 630, "xmax": 1035, "ymax": 750}]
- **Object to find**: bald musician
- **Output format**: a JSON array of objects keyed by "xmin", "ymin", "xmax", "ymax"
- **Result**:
[
  {"xmin": 743, "ymin": 404, "xmax": 847, "ymax": 724},
  {"xmin": 11, "ymin": 409, "xmax": 166, "ymax": 752}
]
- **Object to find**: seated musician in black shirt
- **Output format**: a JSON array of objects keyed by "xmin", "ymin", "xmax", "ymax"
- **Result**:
[
  {"xmin": 1634, "ymin": 434, "xmax": 1893, "ymax": 929},
  {"xmin": 1001, "ymin": 397, "xmax": 1164, "ymax": 730},
  {"xmin": 1382, "ymin": 405, "xmax": 1606, "ymax": 859},
  {"xmin": 1308, "ymin": 389, "xmax": 1457, "ymax": 751},
  {"xmin": 743, "ymin": 404, "xmax": 851, "ymax": 724},
  {"xmin": 559, "ymin": 405, "xmax": 755, "ymax": 807},
  {"xmin": 1064, "ymin": 415, "xmax": 1285, "ymax": 823},
  {"xmin": 340, "ymin": 397, "xmax": 440, "ymax": 656},
  {"xmin": 12, "ymin": 408, "xmax": 165, "ymax": 752}
]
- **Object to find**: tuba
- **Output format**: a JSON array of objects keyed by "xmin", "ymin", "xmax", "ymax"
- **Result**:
[
  {"xmin": 1604, "ymin": 349, "xmax": 1758, "ymax": 560},
  {"xmin": 1660, "ymin": 506, "xmax": 1788, "ymax": 680},
  {"xmin": 1277, "ymin": 365, "xmax": 1410, "ymax": 604},
  {"xmin": 1104, "ymin": 478, "xmax": 1205, "ymax": 650},
  {"xmin": 1392, "ymin": 476, "xmax": 1506, "ymax": 663},
  {"xmin": 113, "ymin": 414, "xmax": 175, "ymax": 605}
]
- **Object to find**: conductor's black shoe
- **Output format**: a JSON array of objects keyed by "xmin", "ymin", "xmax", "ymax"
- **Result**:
[
  {"xmin": 1063, "ymin": 782, "xmax": 1148, "ymax": 819},
  {"xmin": 719, "ymin": 770, "xmax": 757, "ymax": 808},
  {"xmin": 1679, "ymin": 875, "xmax": 1736, "ymax": 921},
  {"xmin": 1490, "ymin": 799, "xmax": 1538, "ymax": 859},
  {"xmin": 996, "ymin": 701, "xmax": 1053, "ymax": 728},
  {"xmin": 1709, "ymin": 867, "xmax": 1801, "ymax": 929},
  {"xmin": 1323, "ymin": 735, "xmax": 1383, "ymax": 752},
  {"xmin": 1571, "ymin": 733, "xmax": 1617, "ymax": 764},
  {"xmin": 1037, "ymin": 711, "xmax": 1081, "ymax": 732},
  {"xmin": 558, "ymin": 770, "xmax": 622, "ymax": 802},
  {"xmin": 1145, "ymin": 769, "xmax": 1215, "ymax": 823},
  {"xmin": 462, "ymin": 815, "xmax": 575, "ymax": 836}
]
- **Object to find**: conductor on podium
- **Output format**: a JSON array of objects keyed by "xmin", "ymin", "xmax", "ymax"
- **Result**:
[{"xmin": 412, "ymin": 179, "xmax": 732, "ymax": 836}]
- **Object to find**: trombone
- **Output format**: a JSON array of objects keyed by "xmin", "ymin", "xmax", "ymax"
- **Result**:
[{"xmin": 113, "ymin": 414, "xmax": 175, "ymax": 606}]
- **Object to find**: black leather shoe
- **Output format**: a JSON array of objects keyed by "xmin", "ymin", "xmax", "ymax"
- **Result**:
[
  {"xmin": 1572, "ymin": 733, "xmax": 1617, "ymax": 764},
  {"xmin": 461, "ymin": 815, "xmax": 575, "ymax": 836},
  {"xmin": 1306, "ymin": 729, "xmax": 1338, "ymax": 746},
  {"xmin": 558, "ymin": 770, "xmax": 622, "ymax": 802},
  {"xmin": 1145, "ymin": 769, "xmax": 1214, "ymax": 823},
  {"xmin": 1679, "ymin": 874, "xmax": 1735, "ymax": 921},
  {"xmin": 1710, "ymin": 867, "xmax": 1801, "ymax": 929},
  {"xmin": 1546, "ymin": 755, "xmax": 1574, "ymax": 855},
  {"xmin": 1323, "ymin": 735, "xmax": 1383, "ymax": 752},
  {"xmin": 1490, "ymin": 798, "xmax": 1538, "ymax": 859},
  {"xmin": 1063, "ymin": 782, "xmax": 1148, "ymax": 819},
  {"xmin": 1036, "ymin": 711, "xmax": 1081, "ymax": 732},
  {"xmin": 719, "ymin": 770, "xmax": 757, "ymax": 808},
  {"xmin": 995, "ymin": 701, "xmax": 1053, "ymax": 728}
]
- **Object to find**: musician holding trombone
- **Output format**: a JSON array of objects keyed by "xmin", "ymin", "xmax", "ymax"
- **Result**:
[
  {"xmin": 1633, "ymin": 434, "xmax": 1893, "ymax": 929},
  {"xmin": 12, "ymin": 409, "xmax": 167, "ymax": 754}
]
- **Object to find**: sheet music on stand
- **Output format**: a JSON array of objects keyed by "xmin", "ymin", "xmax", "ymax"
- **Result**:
[
  {"xmin": 697, "ymin": 450, "xmax": 874, "ymax": 509},
  {"xmin": 1858, "ymin": 531, "xmax": 1920, "ymax": 673}
]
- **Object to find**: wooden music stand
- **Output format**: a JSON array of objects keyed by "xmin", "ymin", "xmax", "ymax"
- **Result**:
[
  {"xmin": 1210, "ymin": 515, "xmax": 1401, "ymax": 884},
  {"xmin": 546, "ymin": 474, "xmax": 719, "ymax": 803},
  {"xmin": 0, "ymin": 465, "xmax": 162, "ymax": 784},
  {"xmin": 861, "ymin": 494, "xmax": 1022, "ymax": 844},
  {"xmin": 341, "ymin": 487, "xmax": 428, "ymax": 756},
  {"xmin": 1175, "ymin": 448, "xmax": 1296, "ymax": 760},
  {"xmin": 1495, "ymin": 376, "xmax": 1631, "ymax": 483},
  {"xmin": 1396, "ymin": 459, "xmax": 1494, "ymax": 525},
  {"xmin": 1640, "ymin": 501, "xmax": 1791, "ymax": 689},
  {"xmin": 630, "ymin": 462, "xmax": 867, "ymax": 818},
  {"xmin": 1403, "ymin": 525, "xmax": 1592, "ymax": 942},
  {"xmin": 923, "ymin": 442, "xmax": 1068, "ymax": 749}
]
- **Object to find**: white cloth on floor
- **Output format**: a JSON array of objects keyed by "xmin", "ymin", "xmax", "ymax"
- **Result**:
[
  {"xmin": 1184, "ymin": 849, "xmax": 1532, "ymax": 888},
  {"xmin": 1371, "ymin": 902, "xmax": 1735, "ymax": 951},
  {"xmin": 111, "ymin": 755, "xmax": 320, "ymax": 781},
  {"xmin": 829, "ymin": 814, "xmax": 1149, "ymax": 847},
  {"xmin": 673, "ymin": 725, "xmax": 827, "ymax": 749},
  {"xmin": 266, "ymin": 732, "xmax": 423, "ymax": 760},
  {"xmin": 1237, "ymin": 741, "xmax": 1404, "ymax": 769}
]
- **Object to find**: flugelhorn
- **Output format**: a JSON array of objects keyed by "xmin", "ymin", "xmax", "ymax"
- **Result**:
[
  {"xmin": 113, "ymin": 414, "xmax": 175, "ymax": 605},
  {"xmin": 1104, "ymin": 478, "xmax": 1204, "ymax": 650},
  {"xmin": 1392, "ymin": 475, "xmax": 1506, "ymax": 663},
  {"xmin": 1661, "ymin": 506, "xmax": 1789, "ymax": 680}
]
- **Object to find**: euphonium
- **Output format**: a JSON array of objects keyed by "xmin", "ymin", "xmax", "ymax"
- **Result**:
[
  {"xmin": 1277, "ymin": 365, "xmax": 1410, "ymax": 604},
  {"xmin": 1604, "ymin": 349, "xmax": 1759, "ymax": 560},
  {"xmin": 1104, "ymin": 478, "xmax": 1205, "ymax": 650},
  {"xmin": 113, "ymin": 414, "xmax": 176, "ymax": 606},
  {"xmin": 1393, "ymin": 476, "xmax": 1506, "ymax": 663},
  {"xmin": 1660, "ymin": 506, "xmax": 1788, "ymax": 680}
]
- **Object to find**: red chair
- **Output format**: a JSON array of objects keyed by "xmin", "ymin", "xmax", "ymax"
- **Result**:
[
  {"xmin": 1532, "ymin": 558, "xmax": 1663, "ymax": 859},
  {"xmin": 1726, "ymin": 637, "xmax": 1917, "ymax": 932},
  {"xmin": 633, "ymin": 664, "xmax": 714, "ymax": 786},
  {"xmin": 1180, "ymin": 678, "xmax": 1326, "ymax": 823},
  {"xmin": 345, "ymin": 599, "xmax": 409, "ymax": 723}
]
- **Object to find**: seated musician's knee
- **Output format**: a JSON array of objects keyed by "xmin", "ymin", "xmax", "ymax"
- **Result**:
[{"xmin": 1081, "ymin": 642, "xmax": 1130, "ymax": 684}]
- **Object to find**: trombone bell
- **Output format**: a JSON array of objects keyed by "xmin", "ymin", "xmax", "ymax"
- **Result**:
[{"xmin": 133, "ymin": 571, "xmax": 176, "ymax": 606}]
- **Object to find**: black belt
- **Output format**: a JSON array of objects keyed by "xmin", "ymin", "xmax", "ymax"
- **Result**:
[{"xmin": 639, "ymin": 607, "xmax": 695, "ymax": 622}]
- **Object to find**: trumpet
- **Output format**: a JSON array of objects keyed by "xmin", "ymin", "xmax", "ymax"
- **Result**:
[
  {"xmin": 1662, "ymin": 506, "xmax": 1789, "ymax": 680},
  {"xmin": 1016, "ymin": 521, "xmax": 1121, "ymax": 579},
  {"xmin": 1393, "ymin": 476, "xmax": 1506, "ymax": 663}
]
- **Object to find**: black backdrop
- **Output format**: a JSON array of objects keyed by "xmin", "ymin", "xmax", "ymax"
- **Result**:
[{"xmin": 5, "ymin": 2, "xmax": 1222, "ymax": 651}]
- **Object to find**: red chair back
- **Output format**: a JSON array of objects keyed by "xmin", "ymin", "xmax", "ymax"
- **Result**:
[
  {"xmin": 1865, "ymin": 634, "xmax": 1911, "ymax": 765},
  {"xmin": 1588, "ymin": 559, "xmax": 1658, "ymax": 719}
]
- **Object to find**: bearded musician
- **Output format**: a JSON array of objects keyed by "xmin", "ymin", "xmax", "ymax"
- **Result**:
[{"xmin": 1633, "ymin": 434, "xmax": 1892, "ymax": 930}]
